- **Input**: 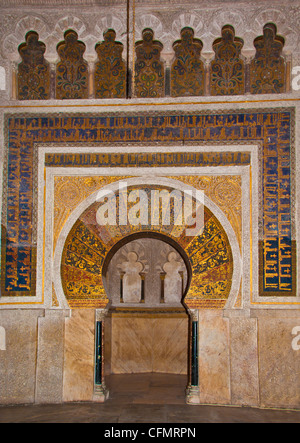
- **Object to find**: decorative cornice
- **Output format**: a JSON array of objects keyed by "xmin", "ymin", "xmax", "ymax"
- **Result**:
[
  {"xmin": 0, "ymin": 0, "xmax": 299, "ymax": 6},
  {"xmin": 0, "ymin": 0, "xmax": 299, "ymax": 70}
]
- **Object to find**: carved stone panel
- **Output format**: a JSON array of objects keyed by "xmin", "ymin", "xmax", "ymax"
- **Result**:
[
  {"xmin": 250, "ymin": 23, "xmax": 286, "ymax": 94},
  {"xmin": 210, "ymin": 25, "xmax": 245, "ymax": 96},
  {"xmin": 56, "ymin": 29, "xmax": 89, "ymax": 100},
  {"xmin": 118, "ymin": 252, "xmax": 144, "ymax": 303},
  {"xmin": 135, "ymin": 28, "xmax": 165, "ymax": 98},
  {"xmin": 171, "ymin": 27, "xmax": 204, "ymax": 97},
  {"xmin": 94, "ymin": 28, "xmax": 126, "ymax": 99},
  {"xmin": 106, "ymin": 238, "xmax": 187, "ymax": 307},
  {"xmin": 162, "ymin": 252, "xmax": 185, "ymax": 303},
  {"xmin": 17, "ymin": 31, "xmax": 50, "ymax": 100}
]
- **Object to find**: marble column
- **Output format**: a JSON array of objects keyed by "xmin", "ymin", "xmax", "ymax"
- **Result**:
[
  {"xmin": 160, "ymin": 272, "xmax": 166, "ymax": 303},
  {"xmin": 93, "ymin": 309, "xmax": 109, "ymax": 402},
  {"xmin": 140, "ymin": 272, "xmax": 146, "ymax": 303},
  {"xmin": 186, "ymin": 309, "xmax": 200, "ymax": 404}
]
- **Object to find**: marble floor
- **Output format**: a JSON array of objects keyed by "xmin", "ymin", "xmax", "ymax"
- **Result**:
[{"xmin": 0, "ymin": 373, "xmax": 300, "ymax": 423}]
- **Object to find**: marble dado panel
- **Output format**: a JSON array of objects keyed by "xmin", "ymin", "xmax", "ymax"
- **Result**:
[
  {"xmin": 256, "ymin": 312, "xmax": 300, "ymax": 409},
  {"xmin": 195, "ymin": 309, "xmax": 300, "ymax": 408},
  {"xmin": 35, "ymin": 310, "xmax": 66, "ymax": 404},
  {"xmin": 63, "ymin": 309, "xmax": 95, "ymax": 402},
  {"xmin": 1, "ymin": 307, "xmax": 299, "ymax": 408},
  {"xmin": 198, "ymin": 310, "xmax": 231, "ymax": 405},
  {"xmin": 0, "ymin": 310, "xmax": 44, "ymax": 405}
]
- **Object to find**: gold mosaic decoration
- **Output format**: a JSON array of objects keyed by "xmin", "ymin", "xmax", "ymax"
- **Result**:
[
  {"xmin": 56, "ymin": 29, "xmax": 89, "ymax": 100},
  {"xmin": 250, "ymin": 23, "xmax": 286, "ymax": 94},
  {"xmin": 54, "ymin": 176, "xmax": 131, "ymax": 252},
  {"xmin": 135, "ymin": 28, "xmax": 165, "ymax": 98},
  {"xmin": 3, "ymin": 110, "xmax": 293, "ymax": 302},
  {"xmin": 15, "ymin": 22, "xmax": 288, "ymax": 99},
  {"xmin": 94, "ymin": 29, "xmax": 126, "ymax": 99},
  {"xmin": 169, "ymin": 176, "xmax": 242, "ymax": 251},
  {"xmin": 18, "ymin": 31, "xmax": 50, "ymax": 100},
  {"xmin": 59, "ymin": 182, "xmax": 234, "ymax": 309},
  {"xmin": 171, "ymin": 27, "xmax": 205, "ymax": 97},
  {"xmin": 210, "ymin": 25, "xmax": 245, "ymax": 96}
]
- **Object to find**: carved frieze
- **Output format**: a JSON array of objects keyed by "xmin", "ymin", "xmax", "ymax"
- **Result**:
[{"xmin": 0, "ymin": 7, "xmax": 296, "ymax": 100}]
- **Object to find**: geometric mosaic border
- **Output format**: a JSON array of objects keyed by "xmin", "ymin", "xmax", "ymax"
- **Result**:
[{"xmin": 1, "ymin": 108, "xmax": 296, "ymax": 297}]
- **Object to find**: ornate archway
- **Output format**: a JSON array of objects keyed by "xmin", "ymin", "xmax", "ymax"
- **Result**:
[
  {"xmin": 53, "ymin": 177, "xmax": 241, "ymax": 402},
  {"xmin": 56, "ymin": 178, "xmax": 240, "ymax": 310}
]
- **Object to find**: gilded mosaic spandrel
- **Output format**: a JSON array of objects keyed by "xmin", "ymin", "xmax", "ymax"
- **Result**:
[
  {"xmin": 169, "ymin": 176, "xmax": 242, "ymax": 252},
  {"xmin": 54, "ymin": 176, "xmax": 132, "ymax": 251}
]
